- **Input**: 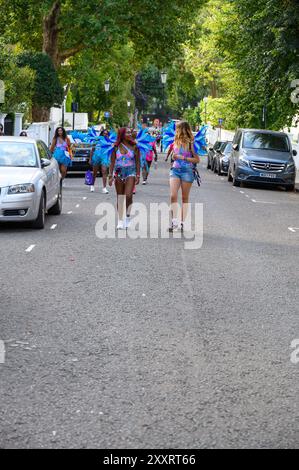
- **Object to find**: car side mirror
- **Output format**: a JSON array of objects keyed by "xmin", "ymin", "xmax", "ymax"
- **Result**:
[
  {"xmin": 233, "ymin": 144, "xmax": 239, "ymax": 151},
  {"xmin": 293, "ymin": 149, "xmax": 297, "ymax": 157},
  {"xmin": 41, "ymin": 158, "xmax": 51, "ymax": 168}
]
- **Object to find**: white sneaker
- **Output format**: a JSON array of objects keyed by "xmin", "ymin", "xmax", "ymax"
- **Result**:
[
  {"xmin": 117, "ymin": 220, "xmax": 125, "ymax": 230},
  {"xmin": 142, "ymin": 180, "xmax": 147, "ymax": 185},
  {"xmin": 102, "ymin": 187, "xmax": 109, "ymax": 194},
  {"xmin": 90, "ymin": 185, "xmax": 95, "ymax": 192},
  {"xmin": 124, "ymin": 217, "xmax": 131, "ymax": 229}
]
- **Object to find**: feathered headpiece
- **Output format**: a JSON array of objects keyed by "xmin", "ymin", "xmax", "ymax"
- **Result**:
[
  {"xmin": 162, "ymin": 121, "xmax": 176, "ymax": 152},
  {"xmin": 193, "ymin": 125, "xmax": 208, "ymax": 155},
  {"xmin": 136, "ymin": 128, "xmax": 156, "ymax": 168}
]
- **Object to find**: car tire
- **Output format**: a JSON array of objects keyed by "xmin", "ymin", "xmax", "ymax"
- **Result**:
[
  {"xmin": 285, "ymin": 184, "xmax": 295, "ymax": 192},
  {"xmin": 32, "ymin": 192, "xmax": 45, "ymax": 230},
  {"xmin": 233, "ymin": 174, "xmax": 241, "ymax": 187},
  {"xmin": 48, "ymin": 184, "xmax": 62, "ymax": 215}
]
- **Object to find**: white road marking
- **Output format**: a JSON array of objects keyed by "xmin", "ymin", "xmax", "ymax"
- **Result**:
[
  {"xmin": 76, "ymin": 204, "xmax": 80, "ymax": 208},
  {"xmin": 240, "ymin": 191, "xmax": 245, "ymax": 194},
  {"xmin": 288, "ymin": 227, "xmax": 299, "ymax": 233},
  {"xmin": 25, "ymin": 245, "xmax": 36, "ymax": 253},
  {"xmin": 0, "ymin": 340, "xmax": 5, "ymax": 364},
  {"xmin": 67, "ymin": 211, "xmax": 73, "ymax": 214},
  {"xmin": 50, "ymin": 224, "xmax": 57, "ymax": 230},
  {"xmin": 252, "ymin": 199, "xmax": 276, "ymax": 205}
]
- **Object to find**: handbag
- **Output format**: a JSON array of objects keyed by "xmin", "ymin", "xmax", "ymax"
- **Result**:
[
  {"xmin": 85, "ymin": 170, "xmax": 94, "ymax": 186},
  {"xmin": 193, "ymin": 167, "xmax": 202, "ymax": 187},
  {"xmin": 189, "ymin": 142, "xmax": 201, "ymax": 187}
]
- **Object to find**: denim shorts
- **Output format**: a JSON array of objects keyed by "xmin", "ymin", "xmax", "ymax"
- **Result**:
[
  {"xmin": 114, "ymin": 166, "xmax": 136, "ymax": 181},
  {"xmin": 170, "ymin": 166, "xmax": 195, "ymax": 183}
]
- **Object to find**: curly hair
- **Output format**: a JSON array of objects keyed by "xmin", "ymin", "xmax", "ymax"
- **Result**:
[
  {"xmin": 174, "ymin": 121, "xmax": 194, "ymax": 148},
  {"xmin": 54, "ymin": 127, "xmax": 67, "ymax": 140}
]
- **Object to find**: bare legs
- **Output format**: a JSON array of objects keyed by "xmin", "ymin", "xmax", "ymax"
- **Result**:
[
  {"xmin": 114, "ymin": 176, "xmax": 135, "ymax": 221},
  {"xmin": 91, "ymin": 165, "xmax": 108, "ymax": 190},
  {"xmin": 101, "ymin": 165, "xmax": 108, "ymax": 189},
  {"xmin": 59, "ymin": 164, "xmax": 67, "ymax": 180},
  {"xmin": 169, "ymin": 177, "xmax": 193, "ymax": 225},
  {"xmin": 142, "ymin": 160, "xmax": 152, "ymax": 182}
]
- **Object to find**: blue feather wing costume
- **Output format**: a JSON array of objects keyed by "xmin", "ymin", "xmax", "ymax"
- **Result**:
[
  {"xmin": 193, "ymin": 125, "xmax": 208, "ymax": 156},
  {"xmin": 162, "ymin": 121, "xmax": 176, "ymax": 152}
]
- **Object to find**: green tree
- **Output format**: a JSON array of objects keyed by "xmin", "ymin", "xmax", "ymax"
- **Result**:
[
  {"xmin": 17, "ymin": 52, "xmax": 63, "ymax": 121},
  {"xmin": 0, "ymin": 41, "xmax": 35, "ymax": 117}
]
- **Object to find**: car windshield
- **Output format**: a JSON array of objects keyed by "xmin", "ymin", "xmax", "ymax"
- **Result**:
[
  {"xmin": 215, "ymin": 141, "xmax": 225, "ymax": 150},
  {"xmin": 220, "ymin": 142, "xmax": 230, "ymax": 152},
  {"xmin": 224, "ymin": 142, "xmax": 233, "ymax": 154},
  {"xmin": 0, "ymin": 142, "xmax": 38, "ymax": 167},
  {"xmin": 243, "ymin": 132, "xmax": 289, "ymax": 152}
]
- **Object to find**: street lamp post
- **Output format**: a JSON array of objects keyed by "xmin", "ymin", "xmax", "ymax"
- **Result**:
[
  {"xmin": 104, "ymin": 80, "xmax": 110, "ymax": 93},
  {"xmin": 203, "ymin": 96, "xmax": 208, "ymax": 124},
  {"xmin": 104, "ymin": 80, "xmax": 110, "ymax": 127},
  {"xmin": 127, "ymin": 100, "xmax": 131, "ymax": 127},
  {"xmin": 160, "ymin": 71, "xmax": 168, "ymax": 122}
]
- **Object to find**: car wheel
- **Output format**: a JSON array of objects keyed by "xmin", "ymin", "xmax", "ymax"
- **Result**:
[
  {"xmin": 285, "ymin": 184, "xmax": 295, "ymax": 192},
  {"xmin": 32, "ymin": 192, "xmax": 45, "ymax": 229},
  {"xmin": 233, "ymin": 174, "xmax": 241, "ymax": 187},
  {"xmin": 48, "ymin": 184, "xmax": 62, "ymax": 215}
]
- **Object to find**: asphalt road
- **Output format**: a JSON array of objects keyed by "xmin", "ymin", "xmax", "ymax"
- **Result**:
[{"xmin": 0, "ymin": 156, "xmax": 299, "ymax": 449}]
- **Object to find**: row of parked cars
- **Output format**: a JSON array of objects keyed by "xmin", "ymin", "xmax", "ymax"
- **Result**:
[{"xmin": 207, "ymin": 129, "xmax": 297, "ymax": 191}]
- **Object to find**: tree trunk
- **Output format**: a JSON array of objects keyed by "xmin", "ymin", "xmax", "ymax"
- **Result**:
[
  {"xmin": 211, "ymin": 79, "xmax": 217, "ymax": 99},
  {"xmin": 32, "ymin": 106, "xmax": 51, "ymax": 123},
  {"xmin": 43, "ymin": 1, "xmax": 61, "ymax": 68}
]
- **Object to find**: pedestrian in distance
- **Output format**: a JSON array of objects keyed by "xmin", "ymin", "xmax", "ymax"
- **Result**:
[
  {"xmin": 108, "ymin": 127, "xmax": 140, "ymax": 230},
  {"xmin": 89, "ymin": 129, "xmax": 110, "ymax": 193},
  {"xmin": 50, "ymin": 127, "xmax": 73, "ymax": 180},
  {"xmin": 168, "ymin": 121, "xmax": 200, "ymax": 232},
  {"xmin": 142, "ymin": 140, "xmax": 158, "ymax": 185}
]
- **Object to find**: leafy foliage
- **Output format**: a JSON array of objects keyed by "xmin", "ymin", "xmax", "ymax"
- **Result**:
[
  {"xmin": 17, "ymin": 52, "xmax": 63, "ymax": 109},
  {"xmin": 0, "ymin": 40, "xmax": 35, "ymax": 114}
]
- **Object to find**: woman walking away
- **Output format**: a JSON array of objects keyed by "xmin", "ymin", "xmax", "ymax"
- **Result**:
[
  {"xmin": 109, "ymin": 128, "xmax": 140, "ymax": 230},
  {"xmin": 142, "ymin": 140, "xmax": 158, "ymax": 185},
  {"xmin": 50, "ymin": 127, "xmax": 72, "ymax": 180},
  {"xmin": 169, "ymin": 121, "xmax": 199, "ymax": 232},
  {"xmin": 89, "ymin": 129, "xmax": 110, "ymax": 193}
]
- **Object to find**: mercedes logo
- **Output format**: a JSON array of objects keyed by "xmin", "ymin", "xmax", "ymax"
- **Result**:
[{"xmin": 265, "ymin": 163, "xmax": 271, "ymax": 170}]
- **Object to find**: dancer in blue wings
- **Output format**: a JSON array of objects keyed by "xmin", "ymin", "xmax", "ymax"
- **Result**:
[
  {"xmin": 89, "ymin": 129, "xmax": 116, "ymax": 193},
  {"xmin": 50, "ymin": 127, "xmax": 73, "ymax": 180},
  {"xmin": 108, "ymin": 128, "xmax": 140, "ymax": 230},
  {"xmin": 162, "ymin": 122, "xmax": 208, "ymax": 232},
  {"xmin": 135, "ymin": 127, "xmax": 157, "ymax": 185}
]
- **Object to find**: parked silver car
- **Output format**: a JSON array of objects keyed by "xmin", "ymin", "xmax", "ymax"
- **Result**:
[{"xmin": 0, "ymin": 137, "xmax": 62, "ymax": 229}]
